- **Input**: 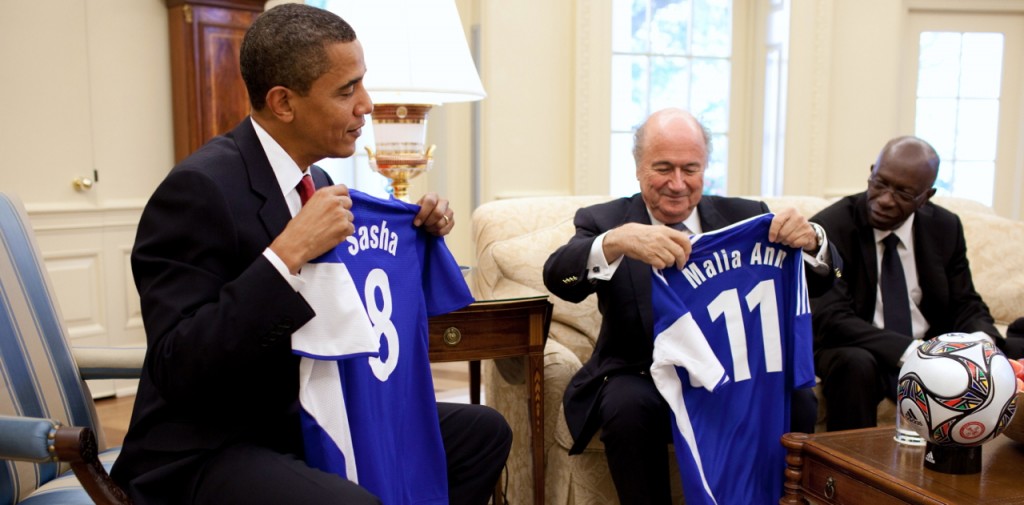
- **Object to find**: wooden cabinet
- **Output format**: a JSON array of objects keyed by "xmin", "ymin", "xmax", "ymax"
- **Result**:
[{"xmin": 166, "ymin": 0, "xmax": 265, "ymax": 162}]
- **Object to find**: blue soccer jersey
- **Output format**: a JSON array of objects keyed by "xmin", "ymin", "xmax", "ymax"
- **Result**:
[
  {"xmin": 292, "ymin": 189, "xmax": 474, "ymax": 505},
  {"xmin": 650, "ymin": 213, "xmax": 815, "ymax": 505}
]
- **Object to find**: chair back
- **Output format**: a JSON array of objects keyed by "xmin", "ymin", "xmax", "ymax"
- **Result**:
[{"xmin": 0, "ymin": 193, "xmax": 101, "ymax": 505}]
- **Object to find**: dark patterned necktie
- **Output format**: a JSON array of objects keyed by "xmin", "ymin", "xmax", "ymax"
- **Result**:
[
  {"xmin": 297, "ymin": 174, "xmax": 315, "ymax": 206},
  {"xmin": 881, "ymin": 233, "xmax": 912, "ymax": 336}
]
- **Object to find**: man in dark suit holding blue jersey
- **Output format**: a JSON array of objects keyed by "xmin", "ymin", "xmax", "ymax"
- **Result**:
[
  {"xmin": 111, "ymin": 4, "xmax": 509, "ymax": 504},
  {"xmin": 543, "ymin": 108, "xmax": 837, "ymax": 504},
  {"xmin": 810, "ymin": 135, "xmax": 1018, "ymax": 432}
]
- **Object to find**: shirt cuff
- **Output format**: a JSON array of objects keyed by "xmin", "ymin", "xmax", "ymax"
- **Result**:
[
  {"xmin": 587, "ymin": 231, "xmax": 622, "ymax": 281},
  {"xmin": 802, "ymin": 222, "xmax": 831, "ymax": 275},
  {"xmin": 263, "ymin": 248, "xmax": 305, "ymax": 292}
]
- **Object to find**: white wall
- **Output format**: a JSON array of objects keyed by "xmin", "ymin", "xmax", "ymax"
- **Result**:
[
  {"xmin": 476, "ymin": 0, "xmax": 577, "ymax": 201},
  {"xmin": 0, "ymin": 0, "xmax": 172, "ymax": 396},
  {"xmin": 785, "ymin": 0, "xmax": 906, "ymax": 199},
  {"xmin": 0, "ymin": 0, "xmax": 173, "ymax": 209}
]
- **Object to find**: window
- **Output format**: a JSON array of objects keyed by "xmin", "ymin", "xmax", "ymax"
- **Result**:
[
  {"xmin": 609, "ymin": 0, "xmax": 733, "ymax": 197},
  {"xmin": 914, "ymin": 31, "xmax": 1004, "ymax": 206}
]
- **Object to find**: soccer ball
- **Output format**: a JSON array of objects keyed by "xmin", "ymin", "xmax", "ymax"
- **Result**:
[{"xmin": 896, "ymin": 332, "xmax": 1018, "ymax": 446}]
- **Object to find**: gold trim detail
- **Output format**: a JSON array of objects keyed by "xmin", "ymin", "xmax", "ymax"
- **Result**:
[{"xmin": 443, "ymin": 327, "xmax": 462, "ymax": 346}]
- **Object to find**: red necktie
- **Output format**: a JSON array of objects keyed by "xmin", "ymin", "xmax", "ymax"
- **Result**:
[{"xmin": 297, "ymin": 174, "xmax": 315, "ymax": 206}]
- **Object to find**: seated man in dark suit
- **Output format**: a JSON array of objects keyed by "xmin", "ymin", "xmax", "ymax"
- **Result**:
[
  {"xmin": 543, "ymin": 107, "xmax": 838, "ymax": 505},
  {"xmin": 110, "ymin": 4, "xmax": 510, "ymax": 504},
  {"xmin": 810, "ymin": 135, "xmax": 1016, "ymax": 432}
]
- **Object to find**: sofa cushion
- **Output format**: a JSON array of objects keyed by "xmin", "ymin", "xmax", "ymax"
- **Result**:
[
  {"xmin": 956, "ymin": 209, "xmax": 1024, "ymax": 325},
  {"xmin": 756, "ymin": 195, "xmax": 832, "ymax": 218},
  {"xmin": 489, "ymin": 218, "xmax": 574, "ymax": 294},
  {"xmin": 471, "ymin": 195, "xmax": 612, "ymax": 300},
  {"xmin": 489, "ymin": 218, "xmax": 601, "ymax": 362}
]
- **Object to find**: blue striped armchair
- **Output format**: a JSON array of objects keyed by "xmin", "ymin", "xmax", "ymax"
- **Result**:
[{"xmin": 0, "ymin": 192, "xmax": 142, "ymax": 505}]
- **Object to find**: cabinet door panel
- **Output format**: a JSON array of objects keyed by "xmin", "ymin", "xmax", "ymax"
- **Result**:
[{"xmin": 167, "ymin": 1, "xmax": 263, "ymax": 161}]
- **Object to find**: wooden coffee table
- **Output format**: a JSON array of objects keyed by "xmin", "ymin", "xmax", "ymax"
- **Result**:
[{"xmin": 780, "ymin": 427, "xmax": 1024, "ymax": 504}]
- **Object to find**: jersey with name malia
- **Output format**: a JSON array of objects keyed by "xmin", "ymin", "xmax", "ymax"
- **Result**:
[
  {"xmin": 292, "ymin": 189, "xmax": 473, "ymax": 505},
  {"xmin": 650, "ymin": 213, "xmax": 815, "ymax": 505}
]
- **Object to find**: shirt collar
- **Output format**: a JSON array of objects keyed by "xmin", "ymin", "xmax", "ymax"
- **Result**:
[
  {"xmin": 646, "ymin": 206, "xmax": 703, "ymax": 234},
  {"xmin": 873, "ymin": 212, "xmax": 916, "ymax": 245},
  {"xmin": 250, "ymin": 117, "xmax": 308, "ymax": 197}
]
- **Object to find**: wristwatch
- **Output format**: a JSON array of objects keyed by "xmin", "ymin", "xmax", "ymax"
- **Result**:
[{"xmin": 809, "ymin": 222, "xmax": 826, "ymax": 252}]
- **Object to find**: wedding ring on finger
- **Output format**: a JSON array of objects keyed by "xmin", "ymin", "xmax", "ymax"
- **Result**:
[{"xmin": 442, "ymin": 215, "xmax": 450, "ymax": 226}]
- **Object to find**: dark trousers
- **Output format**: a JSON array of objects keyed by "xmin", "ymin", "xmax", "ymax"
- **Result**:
[
  {"xmin": 791, "ymin": 386, "xmax": 819, "ymax": 434},
  {"xmin": 597, "ymin": 373, "xmax": 674, "ymax": 505},
  {"xmin": 816, "ymin": 346, "xmax": 896, "ymax": 431},
  {"xmin": 190, "ymin": 402, "xmax": 511, "ymax": 505},
  {"xmin": 597, "ymin": 372, "xmax": 820, "ymax": 504}
]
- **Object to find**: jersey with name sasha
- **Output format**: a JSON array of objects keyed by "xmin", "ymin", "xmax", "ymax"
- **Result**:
[
  {"xmin": 293, "ymin": 189, "xmax": 473, "ymax": 505},
  {"xmin": 650, "ymin": 213, "xmax": 814, "ymax": 505}
]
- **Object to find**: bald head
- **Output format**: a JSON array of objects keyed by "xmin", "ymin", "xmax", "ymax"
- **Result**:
[
  {"xmin": 874, "ymin": 136, "xmax": 940, "ymax": 185},
  {"xmin": 632, "ymin": 108, "xmax": 712, "ymax": 165}
]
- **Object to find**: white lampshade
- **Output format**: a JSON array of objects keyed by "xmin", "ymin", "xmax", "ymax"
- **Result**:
[{"xmin": 323, "ymin": 0, "xmax": 486, "ymax": 105}]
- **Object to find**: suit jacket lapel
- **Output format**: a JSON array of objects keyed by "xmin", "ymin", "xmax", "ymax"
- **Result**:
[
  {"xmin": 853, "ymin": 194, "xmax": 880, "ymax": 296},
  {"xmin": 911, "ymin": 203, "xmax": 941, "ymax": 317},
  {"xmin": 697, "ymin": 196, "xmax": 730, "ymax": 232},
  {"xmin": 231, "ymin": 118, "xmax": 293, "ymax": 240}
]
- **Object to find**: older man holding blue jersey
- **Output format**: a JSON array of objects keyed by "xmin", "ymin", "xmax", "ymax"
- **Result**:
[{"xmin": 543, "ymin": 108, "xmax": 837, "ymax": 504}]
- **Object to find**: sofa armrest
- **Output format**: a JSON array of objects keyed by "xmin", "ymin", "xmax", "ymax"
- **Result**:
[{"xmin": 540, "ymin": 339, "xmax": 583, "ymax": 449}]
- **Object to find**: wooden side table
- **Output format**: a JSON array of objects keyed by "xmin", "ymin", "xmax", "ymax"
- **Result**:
[
  {"xmin": 428, "ymin": 296, "xmax": 552, "ymax": 505},
  {"xmin": 781, "ymin": 427, "xmax": 1024, "ymax": 504}
]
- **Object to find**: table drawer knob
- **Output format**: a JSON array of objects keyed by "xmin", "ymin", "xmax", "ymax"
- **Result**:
[
  {"xmin": 824, "ymin": 476, "xmax": 836, "ymax": 499},
  {"xmin": 443, "ymin": 327, "xmax": 462, "ymax": 346}
]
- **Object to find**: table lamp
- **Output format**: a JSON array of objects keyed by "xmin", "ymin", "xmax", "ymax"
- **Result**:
[{"xmin": 323, "ymin": 0, "xmax": 486, "ymax": 201}]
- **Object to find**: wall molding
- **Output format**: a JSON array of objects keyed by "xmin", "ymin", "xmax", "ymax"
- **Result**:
[
  {"xmin": 905, "ymin": 0, "xmax": 1024, "ymax": 13},
  {"xmin": 27, "ymin": 204, "xmax": 143, "ymax": 232},
  {"xmin": 573, "ymin": 0, "xmax": 613, "ymax": 196},
  {"xmin": 573, "ymin": 0, "xmax": 593, "ymax": 195}
]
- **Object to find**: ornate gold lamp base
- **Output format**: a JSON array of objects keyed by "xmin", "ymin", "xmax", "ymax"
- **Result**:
[
  {"xmin": 367, "ymin": 104, "xmax": 436, "ymax": 202},
  {"xmin": 366, "ymin": 146, "xmax": 435, "ymax": 202}
]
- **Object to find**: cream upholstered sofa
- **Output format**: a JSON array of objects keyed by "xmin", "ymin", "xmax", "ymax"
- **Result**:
[{"xmin": 468, "ymin": 194, "xmax": 1024, "ymax": 504}]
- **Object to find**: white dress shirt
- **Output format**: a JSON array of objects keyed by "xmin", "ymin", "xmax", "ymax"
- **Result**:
[{"xmin": 251, "ymin": 117, "xmax": 313, "ymax": 291}]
